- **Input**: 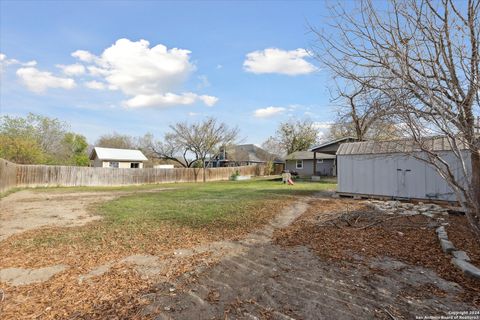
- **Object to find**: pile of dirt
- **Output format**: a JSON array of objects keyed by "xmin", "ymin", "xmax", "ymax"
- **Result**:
[{"xmin": 273, "ymin": 199, "xmax": 480, "ymax": 306}]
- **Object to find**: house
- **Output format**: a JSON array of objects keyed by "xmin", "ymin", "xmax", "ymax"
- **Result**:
[
  {"xmin": 310, "ymin": 137, "xmax": 359, "ymax": 176},
  {"xmin": 310, "ymin": 136, "xmax": 358, "ymax": 155},
  {"xmin": 207, "ymin": 144, "xmax": 284, "ymax": 168},
  {"xmin": 336, "ymin": 138, "xmax": 471, "ymax": 202},
  {"xmin": 89, "ymin": 147, "xmax": 148, "ymax": 168},
  {"xmin": 285, "ymin": 151, "xmax": 336, "ymax": 177}
]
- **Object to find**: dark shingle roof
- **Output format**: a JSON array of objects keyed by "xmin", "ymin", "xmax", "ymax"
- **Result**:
[{"xmin": 285, "ymin": 151, "xmax": 336, "ymax": 160}]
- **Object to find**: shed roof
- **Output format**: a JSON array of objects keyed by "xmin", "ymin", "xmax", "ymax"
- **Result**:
[
  {"xmin": 90, "ymin": 147, "xmax": 148, "ymax": 161},
  {"xmin": 285, "ymin": 151, "xmax": 336, "ymax": 160},
  {"xmin": 337, "ymin": 136, "xmax": 469, "ymax": 156}
]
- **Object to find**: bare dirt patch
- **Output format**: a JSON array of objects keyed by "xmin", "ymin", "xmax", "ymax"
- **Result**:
[{"xmin": 0, "ymin": 188, "xmax": 171, "ymax": 241}]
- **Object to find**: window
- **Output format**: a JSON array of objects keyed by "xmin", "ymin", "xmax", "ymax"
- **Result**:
[
  {"xmin": 130, "ymin": 162, "xmax": 140, "ymax": 168},
  {"xmin": 296, "ymin": 160, "xmax": 303, "ymax": 169},
  {"xmin": 109, "ymin": 161, "xmax": 119, "ymax": 168},
  {"xmin": 317, "ymin": 159, "xmax": 324, "ymax": 164}
]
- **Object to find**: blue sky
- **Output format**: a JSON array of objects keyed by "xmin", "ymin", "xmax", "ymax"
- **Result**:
[{"xmin": 0, "ymin": 0, "xmax": 338, "ymax": 145}]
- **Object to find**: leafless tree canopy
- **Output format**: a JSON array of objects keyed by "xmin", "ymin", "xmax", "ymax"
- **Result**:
[
  {"xmin": 328, "ymin": 82, "xmax": 402, "ymax": 141},
  {"xmin": 149, "ymin": 118, "xmax": 239, "ymax": 180},
  {"xmin": 313, "ymin": 0, "xmax": 480, "ymax": 236},
  {"xmin": 266, "ymin": 119, "xmax": 320, "ymax": 155}
]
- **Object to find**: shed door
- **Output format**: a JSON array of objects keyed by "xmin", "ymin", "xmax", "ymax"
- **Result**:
[{"xmin": 396, "ymin": 159, "xmax": 413, "ymax": 198}]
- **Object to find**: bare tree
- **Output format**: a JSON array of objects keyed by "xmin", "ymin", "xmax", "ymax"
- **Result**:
[
  {"xmin": 95, "ymin": 132, "xmax": 135, "ymax": 149},
  {"xmin": 313, "ymin": 0, "xmax": 480, "ymax": 237},
  {"xmin": 150, "ymin": 118, "xmax": 239, "ymax": 181},
  {"xmin": 267, "ymin": 119, "xmax": 319, "ymax": 155},
  {"xmin": 148, "ymin": 134, "xmax": 198, "ymax": 168},
  {"xmin": 329, "ymin": 82, "xmax": 400, "ymax": 141}
]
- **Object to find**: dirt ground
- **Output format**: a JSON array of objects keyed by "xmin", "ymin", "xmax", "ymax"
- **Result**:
[
  {"xmin": 0, "ymin": 190, "xmax": 479, "ymax": 319},
  {"xmin": 141, "ymin": 199, "xmax": 479, "ymax": 319},
  {"xmin": 0, "ymin": 188, "xmax": 171, "ymax": 241}
]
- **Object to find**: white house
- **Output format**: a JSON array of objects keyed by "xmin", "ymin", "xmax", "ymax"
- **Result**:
[{"xmin": 89, "ymin": 147, "xmax": 148, "ymax": 168}]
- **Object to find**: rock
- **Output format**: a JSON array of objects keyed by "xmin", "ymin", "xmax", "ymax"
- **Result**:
[
  {"xmin": 451, "ymin": 258, "xmax": 480, "ymax": 279},
  {"xmin": 387, "ymin": 201, "xmax": 400, "ymax": 207},
  {"xmin": 440, "ymin": 239, "xmax": 456, "ymax": 253},
  {"xmin": 397, "ymin": 232, "xmax": 404, "ymax": 237},
  {"xmin": 402, "ymin": 203, "xmax": 414, "ymax": 209},
  {"xmin": 422, "ymin": 211, "xmax": 435, "ymax": 218},
  {"xmin": 437, "ymin": 231, "xmax": 449, "ymax": 240},
  {"xmin": 400, "ymin": 210, "xmax": 418, "ymax": 216},
  {"xmin": 452, "ymin": 251, "xmax": 471, "ymax": 262},
  {"xmin": 435, "ymin": 226, "xmax": 445, "ymax": 234}
]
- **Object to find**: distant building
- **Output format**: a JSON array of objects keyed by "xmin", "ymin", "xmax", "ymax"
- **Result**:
[
  {"xmin": 310, "ymin": 137, "xmax": 360, "ymax": 176},
  {"xmin": 154, "ymin": 164, "xmax": 174, "ymax": 169},
  {"xmin": 285, "ymin": 151, "xmax": 336, "ymax": 177},
  {"xmin": 207, "ymin": 144, "xmax": 284, "ymax": 168},
  {"xmin": 89, "ymin": 147, "xmax": 148, "ymax": 168}
]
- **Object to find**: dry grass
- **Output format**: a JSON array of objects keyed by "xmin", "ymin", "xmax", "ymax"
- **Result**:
[{"xmin": 0, "ymin": 180, "xmax": 332, "ymax": 319}]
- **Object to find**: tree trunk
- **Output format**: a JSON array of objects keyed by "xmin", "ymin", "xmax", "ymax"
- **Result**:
[
  {"xmin": 469, "ymin": 150, "xmax": 480, "ymax": 238},
  {"xmin": 202, "ymin": 161, "xmax": 206, "ymax": 183}
]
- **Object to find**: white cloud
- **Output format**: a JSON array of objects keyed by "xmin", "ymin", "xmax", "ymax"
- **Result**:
[
  {"xmin": 84, "ymin": 80, "xmax": 106, "ymax": 90},
  {"xmin": 188, "ymin": 112, "xmax": 200, "ymax": 116},
  {"xmin": 16, "ymin": 67, "xmax": 76, "ymax": 93},
  {"xmin": 71, "ymin": 50, "xmax": 96, "ymax": 63},
  {"xmin": 87, "ymin": 65, "xmax": 109, "ymax": 77},
  {"xmin": 198, "ymin": 95, "xmax": 218, "ymax": 107},
  {"xmin": 124, "ymin": 92, "xmax": 218, "ymax": 108},
  {"xmin": 244, "ymin": 48, "xmax": 317, "ymax": 75},
  {"xmin": 72, "ymin": 38, "xmax": 217, "ymax": 108},
  {"xmin": 254, "ymin": 106, "xmax": 286, "ymax": 118},
  {"xmin": 197, "ymin": 75, "xmax": 210, "ymax": 89},
  {"xmin": 56, "ymin": 63, "xmax": 85, "ymax": 76},
  {"xmin": 0, "ymin": 53, "xmax": 36, "ymax": 73}
]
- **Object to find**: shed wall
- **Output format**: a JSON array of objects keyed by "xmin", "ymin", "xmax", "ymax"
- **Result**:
[{"xmin": 337, "ymin": 151, "xmax": 471, "ymax": 202}]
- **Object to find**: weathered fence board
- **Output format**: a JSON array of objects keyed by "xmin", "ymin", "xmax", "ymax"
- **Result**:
[
  {"xmin": 0, "ymin": 158, "xmax": 266, "ymax": 193},
  {"xmin": 0, "ymin": 159, "xmax": 17, "ymax": 193}
]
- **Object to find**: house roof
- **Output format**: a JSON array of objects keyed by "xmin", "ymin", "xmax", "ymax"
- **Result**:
[
  {"xmin": 222, "ymin": 144, "xmax": 284, "ymax": 163},
  {"xmin": 285, "ymin": 151, "xmax": 336, "ymax": 160},
  {"xmin": 90, "ymin": 147, "xmax": 148, "ymax": 161},
  {"xmin": 337, "ymin": 136, "xmax": 469, "ymax": 156},
  {"xmin": 310, "ymin": 136, "xmax": 358, "ymax": 152}
]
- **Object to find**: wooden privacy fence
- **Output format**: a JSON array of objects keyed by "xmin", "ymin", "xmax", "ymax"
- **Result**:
[{"xmin": 0, "ymin": 158, "xmax": 267, "ymax": 193}]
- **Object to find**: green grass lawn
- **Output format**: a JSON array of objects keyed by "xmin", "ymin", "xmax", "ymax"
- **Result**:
[
  {"xmin": 97, "ymin": 178, "xmax": 336, "ymax": 228},
  {"xmin": 7, "ymin": 178, "xmax": 336, "ymax": 252}
]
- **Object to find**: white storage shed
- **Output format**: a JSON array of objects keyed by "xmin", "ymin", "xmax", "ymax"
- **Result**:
[{"xmin": 336, "ymin": 138, "xmax": 471, "ymax": 202}]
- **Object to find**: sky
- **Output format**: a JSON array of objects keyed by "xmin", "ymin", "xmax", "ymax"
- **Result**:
[{"xmin": 0, "ymin": 0, "xmax": 340, "ymax": 145}]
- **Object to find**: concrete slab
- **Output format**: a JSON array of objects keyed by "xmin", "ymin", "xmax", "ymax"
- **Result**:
[{"xmin": 0, "ymin": 265, "xmax": 67, "ymax": 286}]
